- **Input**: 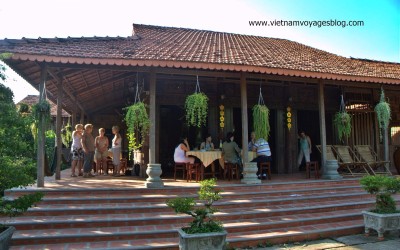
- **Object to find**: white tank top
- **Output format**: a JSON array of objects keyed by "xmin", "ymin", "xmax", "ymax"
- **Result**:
[
  {"xmin": 71, "ymin": 132, "xmax": 82, "ymax": 149},
  {"xmin": 112, "ymin": 135, "xmax": 121, "ymax": 148}
]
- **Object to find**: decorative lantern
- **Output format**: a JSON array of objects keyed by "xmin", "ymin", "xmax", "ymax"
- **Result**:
[
  {"xmin": 219, "ymin": 105, "xmax": 225, "ymax": 128},
  {"xmin": 286, "ymin": 106, "xmax": 292, "ymax": 130}
]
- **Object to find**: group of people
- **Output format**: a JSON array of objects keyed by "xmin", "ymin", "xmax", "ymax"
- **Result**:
[
  {"xmin": 70, "ymin": 124, "xmax": 122, "ymax": 178},
  {"xmin": 173, "ymin": 130, "xmax": 312, "ymax": 180}
]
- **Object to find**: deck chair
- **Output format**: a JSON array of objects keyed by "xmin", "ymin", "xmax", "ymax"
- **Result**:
[
  {"xmin": 316, "ymin": 145, "xmax": 337, "ymax": 161},
  {"xmin": 332, "ymin": 145, "xmax": 371, "ymax": 177},
  {"xmin": 354, "ymin": 145, "xmax": 392, "ymax": 175}
]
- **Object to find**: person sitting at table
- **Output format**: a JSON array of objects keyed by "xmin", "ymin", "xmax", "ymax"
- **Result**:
[
  {"xmin": 200, "ymin": 134, "xmax": 214, "ymax": 151},
  {"xmin": 222, "ymin": 132, "xmax": 242, "ymax": 177},
  {"xmin": 251, "ymin": 135, "xmax": 272, "ymax": 180},
  {"xmin": 174, "ymin": 137, "xmax": 195, "ymax": 164},
  {"xmin": 248, "ymin": 131, "xmax": 256, "ymax": 150}
]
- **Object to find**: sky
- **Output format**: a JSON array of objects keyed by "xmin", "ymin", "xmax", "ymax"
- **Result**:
[{"xmin": 0, "ymin": 0, "xmax": 399, "ymax": 103}]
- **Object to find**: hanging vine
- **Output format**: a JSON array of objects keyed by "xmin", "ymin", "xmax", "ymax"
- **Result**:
[
  {"xmin": 184, "ymin": 76, "xmax": 209, "ymax": 128},
  {"xmin": 374, "ymin": 88, "xmax": 391, "ymax": 139},
  {"xmin": 61, "ymin": 119, "xmax": 72, "ymax": 147},
  {"xmin": 125, "ymin": 76, "xmax": 150, "ymax": 154},
  {"xmin": 252, "ymin": 87, "xmax": 270, "ymax": 141},
  {"xmin": 333, "ymin": 95, "xmax": 352, "ymax": 142}
]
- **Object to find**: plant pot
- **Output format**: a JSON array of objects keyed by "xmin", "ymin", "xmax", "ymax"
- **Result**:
[
  {"xmin": 362, "ymin": 211, "xmax": 400, "ymax": 240},
  {"xmin": 0, "ymin": 226, "xmax": 16, "ymax": 250},
  {"xmin": 177, "ymin": 228, "xmax": 227, "ymax": 250}
]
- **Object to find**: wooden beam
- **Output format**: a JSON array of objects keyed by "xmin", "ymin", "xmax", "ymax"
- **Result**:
[
  {"xmin": 240, "ymin": 73, "xmax": 249, "ymax": 163},
  {"xmin": 318, "ymin": 80, "xmax": 327, "ymax": 171},
  {"xmin": 37, "ymin": 64, "xmax": 47, "ymax": 187},
  {"xmin": 149, "ymin": 71, "xmax": 157, "ymax": 163},
  {"xmin": 47, "ymin": 68, "xmax": 85, "ymax": 112},
  {"xmin": 55, "ymin": 78, "xmax": 63, "ymax": 180}
]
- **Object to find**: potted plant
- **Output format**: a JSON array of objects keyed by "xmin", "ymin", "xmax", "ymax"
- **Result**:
[
  {"xmin": 333, "ymin": 95, "xmax": 351, "ymax": 142},
  {"xmin": 166, "ymin": 178, "xmax": 227, "ymax": 250},
  {"xmin": 360, "ymin": 175, "xmax": 400, "ymax": 240},
  {"xmin": 374, "ymin": 88, "xmax": 391, "ymax": 139},
  {"xmin": 185, "ymin": 76, "xmax": 209, "ymax": 128}
]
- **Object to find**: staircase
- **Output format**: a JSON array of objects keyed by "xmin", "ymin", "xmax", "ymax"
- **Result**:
[{"xmin": 5, "ymin": 178, "xmax": 394, "ymax": 250}]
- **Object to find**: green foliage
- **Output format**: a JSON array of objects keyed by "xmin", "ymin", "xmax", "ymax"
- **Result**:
[
  {"xmin": 125, "ymin": 102, "xmax": 150, "ymax": 152},
  {"xmin": 61, "ymin": 121, "xmax": 72, "ymax": 147},
  {"xmin": 252, "ymin": 104, "xmax": 270, "ymax": 141},
  {"xmin": 334, "ymin": 111, "xmax": 352, "ymax": 142},
  {"xmin": 185, "ymin": 92, "xmax": 209, "ymax": 128},
  {"xmin": 45, "ymin": 130, "xmax": 56, "ymax": 166},
  {"xmin": 0, "ymin": 82, "xmax": 43, "ymax": 229},
  {"xmin": 166, "ymin": 178, "xmax": 224, "ymax": 234},
  {"xmin": 0, "ymin": 53, "xmax": 12, "ymax": 81},
  {"xmin": 360, "ymin": 175, "xmax": 400, "ymax": 214},
  {"xmin": 374, "ymin": 89, "xmax": 391, "ymax": 137}
]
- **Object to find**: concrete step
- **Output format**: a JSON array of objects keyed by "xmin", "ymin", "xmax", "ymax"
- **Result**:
[{"xmin": 10, "ymin": 220, "xmax": 364, "ymax": 249}]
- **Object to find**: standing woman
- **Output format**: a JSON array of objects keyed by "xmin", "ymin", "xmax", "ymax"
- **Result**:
[
  {"xmin": 95, "ymin": 128, "xmax": 109, "ymax": 176},
  {"xmin": 112, "ymin": 126, "xmax": 122, "ymax": 176},
  {"xmin": 297, "ymin": 130, "xmax": 312, "ymax": 171},
  {"xmin": 70, "ymin": 124, "xmax": 84, "ymax": 177}
]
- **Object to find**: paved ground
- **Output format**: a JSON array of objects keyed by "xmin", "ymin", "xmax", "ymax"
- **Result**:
[{"xmin": 238, "ymin": 232, "xmax": 400, "ymax": 250}]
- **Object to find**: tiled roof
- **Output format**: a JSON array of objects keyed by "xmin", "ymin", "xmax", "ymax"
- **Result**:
[
  {"xmin": 18, "ymin": 95, "xmax": 70, "ymax": 117},
  {"xmin": 0, "ymin": 24, "xmax": 399, "ymax": 83}
]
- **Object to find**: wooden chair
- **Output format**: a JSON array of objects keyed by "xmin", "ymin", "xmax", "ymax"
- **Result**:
[
  {"xmin": 332, "ymin": 145, "xmax": 371, "ymax": 177},
  {"xmin": 316, "ymin": 145, "xmax": 337, "ymax": 161},
  {"xmin": 174, "ymin": 162, "xmax": 187, "ymax": 180},
  {"xmin": 187, "ymin": 163, "xmax": 201, "ymax": 182},
  {"xmin": 354, "ymin": 145, "xmax": 392, "ymax": 175},
  {"xmin": 224, "ymin": 162, "xmax": 240, "ymax": 181},
  {"xmin": 120, "ymin": 158, "xmax": 127, "ymax": 175},
  {"xmin": 259, "ymin": 162, "xmax": 272, "ymax": 180},
  {"xmin": 306, "ymin": 161, "xmax": 319, "ymax": 179},
  {"xmin": 106, "ymin": 158, "xmax": 115, "ymax": 174}
]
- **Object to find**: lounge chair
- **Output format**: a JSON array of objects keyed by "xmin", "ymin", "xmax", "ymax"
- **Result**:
[
  {"xmin": 332, "ymin": 145, "xmax": 372, "ymax": 177},
  {"xmin": 354, "ymin": 145, "xmax": 392, "ymax": 175},
  {"xmin": 316, "ymin": 145, "xmax": 337, "ymax": 161}
]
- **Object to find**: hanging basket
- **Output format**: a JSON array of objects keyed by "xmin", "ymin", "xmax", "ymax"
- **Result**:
[
  {"xmin": 125, "ymin": 102, "xmax": 150, "ymax": 151},
  {"xmin": 252, "ymin": 87, "xmax": 270, "ymax": 141},
  {"xmin": 333, "ymin": 95, "xmax": 351, "ymax": 142},
  {"xmin": 184, "ymin": 76, "xmax": 209, "ymax": 128},
  {"xmin": 375, "ymin": 88, "xmax": 391, "ymax": 130}
]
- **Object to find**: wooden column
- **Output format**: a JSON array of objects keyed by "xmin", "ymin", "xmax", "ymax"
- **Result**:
[
  {"xmin": 55, "ymin": 78, "xmax": 63, "ymax": 180},
  {"xmin": 318, "ymin": 80, "xmax": 327, "ymax": 171},
  {"xmin": 149, "ymin": 71, "xmax": 156, "ymax": 163},
  {"xmin": 37, "ymin": 65, "xmax": 47, "ymax": 187},
  {"xmin": 80, "ymin": 109, "xmax": 84, "ymax": 124},
  {"xmin": 71, "ymin": 103, "xmax": 77, "ymax": 126},
  {"xmin": 240, "ymin": 73, "xmax": 249, "ymax": 163}
]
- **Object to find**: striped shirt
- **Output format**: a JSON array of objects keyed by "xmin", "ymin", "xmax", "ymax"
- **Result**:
[{"xmin": 254, "ymin": 138, "xmax": 271, "ymax": 157}]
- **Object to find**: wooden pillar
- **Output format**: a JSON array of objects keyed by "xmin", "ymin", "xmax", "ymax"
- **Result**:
[
  {"xmin": 80, "ymin": 109, "xmax": 84, "ymax": 124},
  {"xmin": 37, "ymin": 65, "xmax": 47, "ymax": 187},
  {"xmin": 55, "ymin": 78, "xmax": 63, "ymax": 180},
  {"xmin": 318, "ymin": 80, "xmax": 327, "ymax": 171},
  {"xmin": 240, "ymin": 73, "xmax": 249, "ymax": 163},
  {"xmin": 71, "ymin": 103, "xmax": 77, "ymax": 127},
  {"xmin": 149, "ymin": 71, "xmax": 156, "ymax": 163}
]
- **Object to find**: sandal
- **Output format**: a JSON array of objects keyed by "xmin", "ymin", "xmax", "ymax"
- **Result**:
[{"xmin": 71, "ymin": 174, "xmax": 78, "ymax": 177}]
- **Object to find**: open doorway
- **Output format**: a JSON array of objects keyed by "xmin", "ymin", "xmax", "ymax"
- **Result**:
[{"xmin": 297, "ymin": 110, "xmax": 321, "ymax": 168}]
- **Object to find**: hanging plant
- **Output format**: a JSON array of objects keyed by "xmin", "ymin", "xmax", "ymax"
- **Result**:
[
  {"xmin": 125, "ymin": 102, "xmax": 150, "ymax": 152},
  {"xmin": 252, "ymin": 87, "xmax": 270, "ymax": 141},
  {"xmin": 31, "ymin": 99, "xmax": 51, "ymax": 129},
  {"xmin": 184, "ymin": 76, "xmax": 209, "ymax": 128},
  {"xmin": 61, "ymin": 120, "xmax": 72, "ymax": 147},
  {"xmin": 374, "ymin": 88, "xmax": 391, "ymax": 134},
  {"xmin": 334, "ymin": 111, "xmax": 351, "ymax": 142},
  {"xmin": 333, "ymin": 95, "xmax": 351, "ymax": 142}
]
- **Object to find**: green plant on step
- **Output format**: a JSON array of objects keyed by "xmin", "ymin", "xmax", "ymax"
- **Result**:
[
  {"xmin": 374, "ymin": 88, "xmax": 391, "ymax": 139},
  {"xmin": 185, "ymin": 92, "xmax": 209, "ymax": 128},
  {"xmin": 253, "ymin": 104, "xmax": 270, "ymax": 141},
  {"xmin": 360, "ymin": 175, "xmax": 400, "ymax": 214},
  {"xmin": 166, "ymin": 178, "xmax": 223, "ymax": 234}
]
